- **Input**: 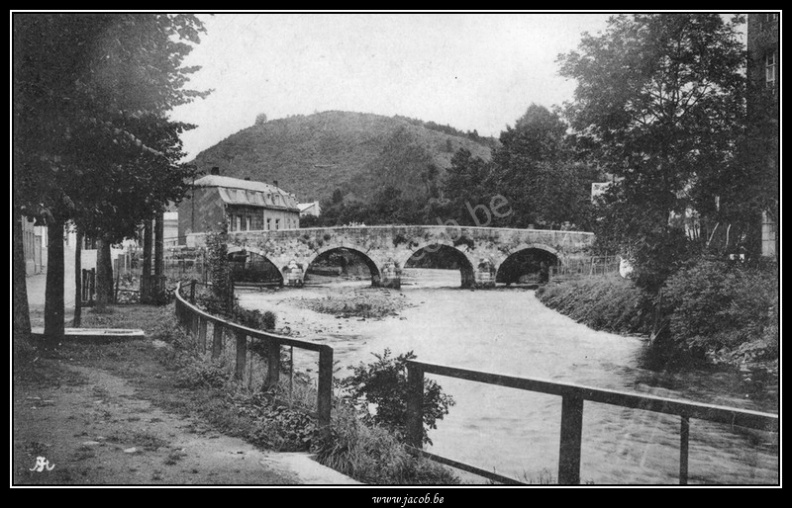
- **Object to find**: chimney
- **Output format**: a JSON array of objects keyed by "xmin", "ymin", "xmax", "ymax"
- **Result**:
[
  {"xmin": 210, "ymin": 166, "xmax": 220, "ymax": 175},
  {"xmin": 273, "ymin": 180, "xmax": 279, "ymax": 188}
]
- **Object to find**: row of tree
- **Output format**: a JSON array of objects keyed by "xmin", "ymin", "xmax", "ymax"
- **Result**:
[
  {"xmin": 311, "ymin": 14, "xmax": 777, "ymax": 297},
  {"xmin": 13, "ymin": 14, "xmax": 211, "ymax": 345},
  {"xmin": 306, "ymin": 103, "xmax": 599, "ymax": 232}
]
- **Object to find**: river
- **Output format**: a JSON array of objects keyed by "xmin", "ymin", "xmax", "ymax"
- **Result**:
[{"xmin": 236, "ymin": 269, "xmax": 779, "ymax": 485}]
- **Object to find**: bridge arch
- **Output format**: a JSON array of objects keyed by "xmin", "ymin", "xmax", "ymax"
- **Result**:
[
  {"xmin": 304, "ymin": 243, "xmax": 382, "ymax": 286},
  {"xmin": 226, "ymin": 246, "xmax": 284, "ymax": 285},
  {"xmin": 495, "ymin": 243, "xmax": 560, "ymax": 285},
  {"xmin": 399, "ymin": 240, "xmax": 479, "ymax": 288}
]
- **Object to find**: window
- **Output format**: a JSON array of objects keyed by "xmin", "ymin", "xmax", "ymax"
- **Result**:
[
  {"xmin": 759, "ymin": 13, "xmax": 779, "ymax": 31},
  {"xmin": 245, "ymin": 216, "xmax": 251, "ymax": 231},
  {"xmin": 275, "ymin": 218, "xmax": 280, "ymax": 230},
  {"xmin": 234, "ymin": 215, "xmax": 241, "ymax": 232},
  {"xmin": 267, "ymin": 218, "xmax": 271, "ymax": 231},
  {"xmin": 765, "ymin": 51, "xmax": 777, "ymax": 88}
]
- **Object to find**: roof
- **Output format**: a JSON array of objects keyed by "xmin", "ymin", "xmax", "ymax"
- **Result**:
[
  {"xmin": 194, "ymin": 175, "xmax": 299, "ymax": 211},
  {"xmin": 194, "ymin": 175, "xmax": 283, "ymax": 193},
  {"xmin": 298, "ymin": 202, "xmax": 318, "ymax": 212}
]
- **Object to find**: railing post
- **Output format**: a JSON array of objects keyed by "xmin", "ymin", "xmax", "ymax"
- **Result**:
[
  {"xmin": 266, "ymin": 340, "xmax": 281, "ymax": 389},
  {"xmin": 235, "ymin": 330, "xmax": 247, "ymax": 381},
  {"xmin": 317, "ymin": 346, "xmax": 333, "ymax": 426},
  {"xmin": 198, "ymin": 317, "xmax": 208, "ymax": 354},
  {"xmin": 558, "ymin": 392, "xmax": 584, "ymax": 485},
  {"xmin": 190, "ymin": 279, "xmax": 196, "ymax": 304},
  {"xmin": 212, "ymin": 322, "xmax": 224, "ymax": 359},
  {"xmin": 680, "ymin": 416, "xmax": 690, "ymax": 485},
  {"xmin": 406, "ymin": 362, "xmax": 425, "ymax": 449}
]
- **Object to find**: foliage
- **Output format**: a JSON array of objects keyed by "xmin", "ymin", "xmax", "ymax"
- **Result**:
[
  {"xmin": 240, "ymin": 396, "xmax": 318, "ymax": 451},
  {"xmin": 14, "ymin": 13, "xmax": 210, "ymax": 337},
  {"xmin": 15, "ymin": 13, "xmax": 208, "ymax": 239},
  {"xmin": 342, "ymin": 349, "xmax": 455, "ymax": 445},
  {"xmin": 312, "ymin": 402, "xmax": 459, "ymax": 484},
  {"xmin": 537, "ymin": 275, "xmax": 656, "ymax": 335},
  {"xmin": 441, "ymin": 105, "xmax": 599, "ymax": 230},
  {"xmin": 232, "ymin": 305, "xmax": 277, "ymax": 331},
  {"xmin": 658, "ymin": 259, "xmax": 778, "ymax": 361},
  {"xmin": 558, "ymin": 14, "xmax": 748, "ymax": 291}
]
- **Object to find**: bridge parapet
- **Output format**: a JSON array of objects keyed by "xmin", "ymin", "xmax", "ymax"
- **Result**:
[{"xmin": 186, "ymin": 225, "xmax": 595, "ymax": 288}]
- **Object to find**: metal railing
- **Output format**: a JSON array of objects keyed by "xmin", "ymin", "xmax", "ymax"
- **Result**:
[
  {"xmin": 174, "ymin": 280, "xmax": 334, "ymax": 425},
  {"xmin": 405, "ymin": 360, "xmax": 779, "ymax": 485}
]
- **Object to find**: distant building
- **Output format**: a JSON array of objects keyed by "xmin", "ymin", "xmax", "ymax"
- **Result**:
[
  {"xmin": 178, "ymin": 168, "xmax": 300, "ymax": 245},
  {"xmin": 298, "ymin": 201, "xmax": 321, "ymax": 217},
  {"xmin": 747, "ymin": 13, "xmax": 779, "ymax": 258}
]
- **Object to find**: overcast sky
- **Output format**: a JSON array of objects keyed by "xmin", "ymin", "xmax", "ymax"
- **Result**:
[
  {"xmin": 169, "ymin": 13, "xmax": 750, "ymax": 162},
  {"xmin": 169, "ymin": 13, "xmax": 621, "ymax": 160}
]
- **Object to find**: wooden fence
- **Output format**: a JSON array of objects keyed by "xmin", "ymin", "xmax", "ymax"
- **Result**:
[
  {"xmin": 405, "ymin": 360, "xmax": 779, "ymax": 485},
  {"xmin": 173, "ymin": 280, "xmax": 334, "ymax": 425}
]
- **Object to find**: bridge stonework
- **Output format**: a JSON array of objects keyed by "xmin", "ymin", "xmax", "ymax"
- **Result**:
[{"xmin": 186, "ymin": 225, "xmax": 594, "ymax": 288}]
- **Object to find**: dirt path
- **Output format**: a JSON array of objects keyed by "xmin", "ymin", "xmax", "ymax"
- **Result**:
[{"xmin": 13, "ymin": 364, "xmax": 358, "ymax": 485}]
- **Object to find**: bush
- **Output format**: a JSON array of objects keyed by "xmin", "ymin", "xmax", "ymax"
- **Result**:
[
  {"xmin": 342, "ymin": 349, "xmax": 455, "ymax": 445},
  {"xmin": 659, "ymin": 260, "xmax": 778, "ymax": 361},
  {"xmin": 312, "ymin": 402, "xmax": 459, "ymax": 484}
]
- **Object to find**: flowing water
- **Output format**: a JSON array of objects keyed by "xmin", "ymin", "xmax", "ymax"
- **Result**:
[{"xmin": 237, "ymin": 269, "xmax": 779, "ymax": 485}]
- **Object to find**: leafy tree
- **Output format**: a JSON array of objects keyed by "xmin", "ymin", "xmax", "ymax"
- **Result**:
[
  {"xmin": 558, "ymin": 14, "xmax": 746, "ymax": 292},
  {"xmin": 492, "ymin": 104, "xmax": 596, "ymax": 229},
  {"xmin": 14, "ymin": 14, "xmax": 209, "ymax": 341}
]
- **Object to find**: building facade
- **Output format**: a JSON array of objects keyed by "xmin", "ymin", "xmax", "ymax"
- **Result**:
[
  {"xmin": 178, "ymin": 170, "xmax": 301, "ymax": 245},
  {"xmin": 747, "ymin": 12, "xmax": 779, "ymax": 258}
]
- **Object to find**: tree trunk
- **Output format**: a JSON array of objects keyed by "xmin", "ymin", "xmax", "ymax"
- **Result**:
[
  {"xmin": 73, "ymin": 228, "xmax": 83, "ymax": 327},
  {"xmin": 141, "ymin": 219, "xmax": 153, "ymax": 304},
  {"xmin": 95, "ymin": 236, "xmax": 113, "ymax": 311},
  {"xmin": 44, "ymin": 220, "xmax": 65, "ymax": 345},
  {"xmin": 154, "ymin": 211, "xmax": 165, "ymax": 304},
  {"xmin": 13, "ymin": 210, "xmax": 31, "ymax": 341}
]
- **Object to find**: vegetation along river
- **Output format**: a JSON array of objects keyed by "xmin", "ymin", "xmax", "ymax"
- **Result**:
[{"xmin": 236, "ymin": 269, "xmax": 779, "ymax": 485}]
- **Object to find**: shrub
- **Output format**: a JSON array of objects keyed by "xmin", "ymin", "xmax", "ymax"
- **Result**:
[
  {"xmin": 659, "ymin": 260, "xmax": 778, "ymax": 360},
  {"xmin": 342, "ymin": 349, "xmax": 455, "ymax": 445},
  {"xmin": 312, "ymin": 402, "xmax": 459, "ymax": 484},
  {"xmin": 248, "ymin": 403, "xmax": 317, "ymax": 451}
]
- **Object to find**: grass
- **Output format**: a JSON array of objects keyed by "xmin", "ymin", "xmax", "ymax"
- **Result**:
[
  {"xmin": 536, "ymin": 274, "xmax": 655, "ymax": 336},
  {"xmin": 292, "ymin": 287, "xmax": 412, "ymax": 318},
  {"xmin": 17, "ymin": 302, "xmax": 463, "ymax": 484}
]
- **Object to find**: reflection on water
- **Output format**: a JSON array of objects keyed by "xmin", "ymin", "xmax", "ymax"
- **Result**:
[{"xmin": 237, "ymin": 269, "xmax": 778, "ymax": 485}]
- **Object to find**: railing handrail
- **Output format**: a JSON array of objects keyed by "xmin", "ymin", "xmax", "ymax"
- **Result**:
[
  {"xmin": 175, "ymin": 281, "xmax": 330, "ymax": 353},
  {"xmin": 408, "ymin": 360, "xmax": 778, "ymax": 432},
  {"xmin": 174, "ymin": 281, "xmax": 333, "ymax": 425},
  {"xmin": 405, "ymin": 359, "xmax": 778, "ymax": 485}
]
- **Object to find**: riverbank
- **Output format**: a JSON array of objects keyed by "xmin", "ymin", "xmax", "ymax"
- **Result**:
[{"xmin": 536, "ymin": 270, "xmax": 779, "ymax": 401}]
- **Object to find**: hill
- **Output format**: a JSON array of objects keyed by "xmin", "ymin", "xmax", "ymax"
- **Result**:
[{"xmin": 189, "ymin": 111, "xmax": 494, "ymax": 203}]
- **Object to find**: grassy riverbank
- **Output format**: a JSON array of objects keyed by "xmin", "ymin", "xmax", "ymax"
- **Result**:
[{"xmin": 537, "ymin": 261, "xmax": 779, "ymax": 382}]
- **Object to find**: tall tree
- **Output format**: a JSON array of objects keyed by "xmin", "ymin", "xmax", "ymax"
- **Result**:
[
  {"xmin": 14, "ymin": 14, "xmax": 208, "ymax": 342},
  {"xmin": 558, "ymin": 14, "xmax": 746, "ymax": 291}
]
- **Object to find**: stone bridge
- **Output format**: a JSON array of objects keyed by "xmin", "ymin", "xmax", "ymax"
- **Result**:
[{"xmin": 186, "ymin": 225, "xmax": 594, "ymax": 288}]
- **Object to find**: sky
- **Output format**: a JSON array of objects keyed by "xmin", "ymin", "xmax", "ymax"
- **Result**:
[{"xmin": 169, "ymin": 13, "xmax": 617, "ymax": 161}]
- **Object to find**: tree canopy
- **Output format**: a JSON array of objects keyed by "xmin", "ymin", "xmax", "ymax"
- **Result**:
[
  {"xmin": 14, "ymin": 13, "xmax": 209, "ymax": 232},
  {"xmin": 557, "ymin": 13, "xmax": 748, "ymax": 291}
]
